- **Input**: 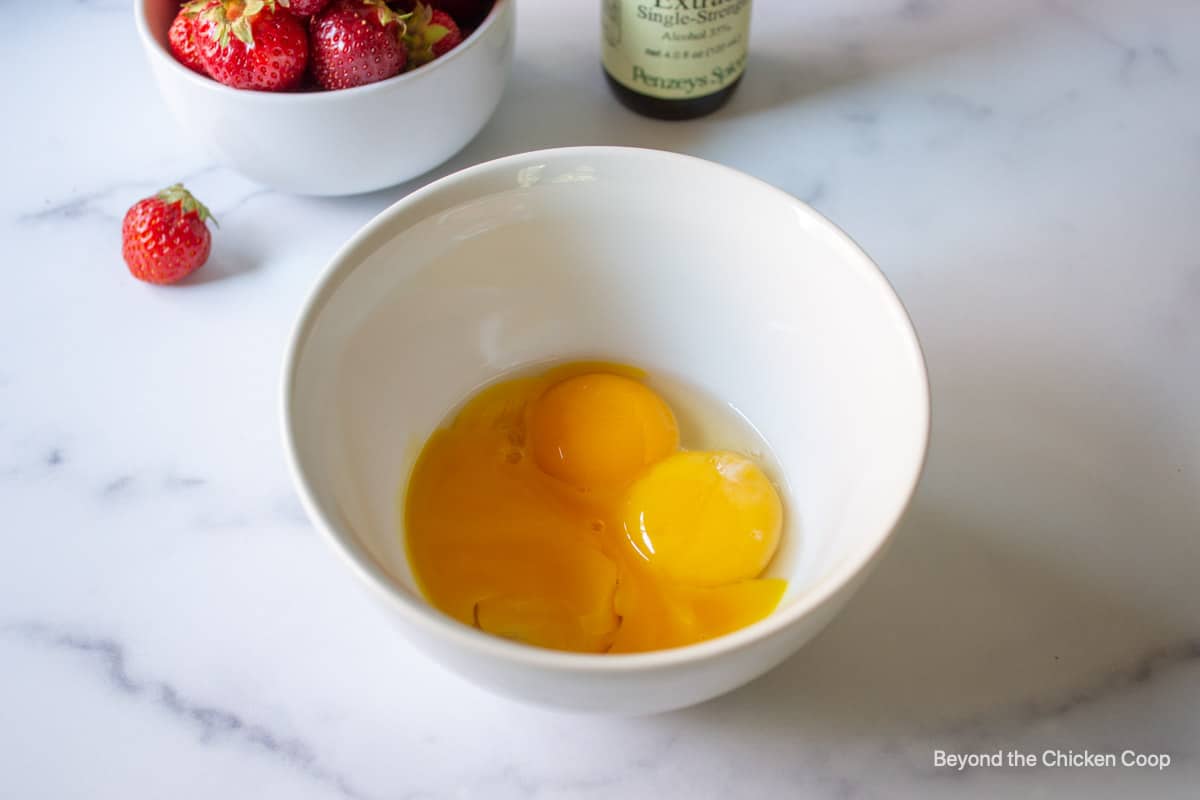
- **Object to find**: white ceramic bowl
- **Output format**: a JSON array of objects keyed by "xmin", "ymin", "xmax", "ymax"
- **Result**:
[
  {"xmin": 134, "ymin": 0, "xmax": 514, "ymax": 196},
  {"xmin": 282, "ymin": 147, "xmax": 930, "ymax": 713}
]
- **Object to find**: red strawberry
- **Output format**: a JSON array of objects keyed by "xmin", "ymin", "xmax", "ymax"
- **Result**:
[
  {"xmin": 429, "ymin": 9, "xmax": 462, "ymax": 57},
  {"xmin": 404, "ymin": 3, "xmax": 462, "ymax": 68},
  {"xmin": 122, "ymin": 184, "xmax": 217, "ymax": 285},
  {"xmin": 310, "ymin": 0, "xmax": 409, "ymax": 90},
  {"xmin": 169, "ymin": 7, "xmax": 209, "ymax": 75},
  {"xmin": 190, "ymin": 0, "xmax": 308, "ymax": 91},
  {"xmin": 278, "ymin": 0, "xmax": 330, "ymax": 16}
]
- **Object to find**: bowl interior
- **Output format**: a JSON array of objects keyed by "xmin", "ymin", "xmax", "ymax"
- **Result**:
[{"xmin": 287, "ymin": 148, "xmax": 928, "ymax": 638}]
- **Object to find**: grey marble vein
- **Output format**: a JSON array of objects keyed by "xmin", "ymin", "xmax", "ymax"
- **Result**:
[
  {"xmin": 1149, "ymin": 45, "xmax": 1179, "ymax": 76},
  {"xmin": 1012, "ymin": 638, "xmax": 1200, "ymax": 723},
  {"xmin": 1119, "ymin": 45, "xmax": 1180, "ymax": 82},
  {"xmin": 842, "ymin": 109, "xmax": 881, "ymax": 126},
  {"xmin": 1045, "ymin": 0, "xmax": 1136, "ymax": 53},
  {"xmin": 1045, "ymin": 0, "xmax": 1178, "ymax": 83},
  {"xmin": 3, "ymin": 623, "xmax": 375, "ymax": 800},
  {"xmin": 1018, "ymin": 88, "xmax": 1082, "ymax": 127},
  {"xmin": 924, "ymin": 636, "xmax": 1200, "ymax": 770},
  {"xmin": 455, "ymin": 763, "xmax": 629, "ymax": 799},
  {"xmin": 898, "ymin": 0, "xmax": 941, "ymax": 22},
  {"xmin": 801, "ymin": 181, "xmax": 829, "ymax": 208},
  {"xmin": 164, "ymin": 474, "xmax": 208, "ymax": 490},
  {"xmin": 218, "ymin": 187, "xmax": 277, "ymax": 217},
  {"xmin": 18, "ymin": 191, "xmax": 107, "ymax": 223},
  {"xmin": 100, "ymin": 475, "xmax": 134, "ymax": 497},
  {"xmin": 0, "ymin": 444, "xmax": 70, "ymax": 481},
  {"xmin": 17, "ymin": 167, "xmax": 229, "ymax": 226},
  {"xmin": 927, "ymin": 92, "xmax": 993, "ymax": 122}
]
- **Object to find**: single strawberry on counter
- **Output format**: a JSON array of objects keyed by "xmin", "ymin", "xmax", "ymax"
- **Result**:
[
  {"xmin": 169, "ymin": 6, "xmax": 210, "ymax": 75},
  {"xmin": 122, "ymin": 184, "xmax": 217, "ymax": 285},
  {"xmin": 310, "ymin": 0, "xmax": 409, "ymax": 90},
  {"xmin": 189, "ymin": 0, "xmax": 308, "ymax": 91},
  {"xmin": 404, "ymin": 2, "xmax": 462, "ymax": 68},
  {"xmin": 278, "ymin": 0, "xmax": 331, "ymax": 16}
]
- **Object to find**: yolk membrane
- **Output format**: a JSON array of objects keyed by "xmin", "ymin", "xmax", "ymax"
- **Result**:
[{"xmin": 404, "ymin": 364, "xmax": 785, "ymax": 654}]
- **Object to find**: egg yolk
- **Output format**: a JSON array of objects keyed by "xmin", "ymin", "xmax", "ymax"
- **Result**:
[
  {"xmin": 404, "ymin": 364, "xmax": 786, "ymax": 654},
  {"xmin": 622, "ymin": 451, "xmax": 782, "ymax": 586},
  {"xmin": 531, "ymin": 373, "xmax": 679, "ymax": 492}
]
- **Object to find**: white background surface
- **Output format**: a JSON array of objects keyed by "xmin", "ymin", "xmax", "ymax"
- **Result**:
[{"xmin": 2, "ymin": 0, "xmax": 1197, "ymax": 797}]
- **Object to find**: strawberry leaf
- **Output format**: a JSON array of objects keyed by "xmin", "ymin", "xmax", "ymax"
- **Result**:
[
  {"xmin": 362, "ymin": 0, "xmax": 410, "ymax": 29},
  {"xmin": 231, "ymin": 16, "xmax": 254, "ymax": 47},
  {"xmin": 182, "ymin": 0, "xmax": 211, "ymax": 18},
  {"xmin": 402, "ymin": 2, "xmax": 443, "ymax": 66},
  {"xmin": 156, "ymin": 184, "xmax": 218, "ymax": 227},
  {"xmin": 200, "ymin": 0, "xmax": 272, "ymax": 50}
]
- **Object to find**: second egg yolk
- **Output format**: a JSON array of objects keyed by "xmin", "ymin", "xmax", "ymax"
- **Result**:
[
  {"xmin": 530, "ymin": 373, "xmax": 679, "ymax": 492},
  {"xmin": 623, "ymin": 451, "xmax": 782, "ymax": 586}
]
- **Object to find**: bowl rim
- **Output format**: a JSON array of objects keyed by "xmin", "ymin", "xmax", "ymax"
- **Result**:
[
  {"xmin": 280, "ymin": 145, "xmax": 932, "ymax": 673},
  {"xmin": 134, "ymin": 0, "xmax": 510, "ymax": 100}
]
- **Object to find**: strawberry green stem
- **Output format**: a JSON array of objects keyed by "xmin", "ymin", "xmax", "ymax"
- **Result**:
[{"xmin": 157, "ymin": 183, "xmax": 218, "ymax": 227}]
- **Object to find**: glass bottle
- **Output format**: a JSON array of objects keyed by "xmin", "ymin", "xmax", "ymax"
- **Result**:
[{"xmin": 601, "ymin": 0, "xmax": 753, "ymax": 121}]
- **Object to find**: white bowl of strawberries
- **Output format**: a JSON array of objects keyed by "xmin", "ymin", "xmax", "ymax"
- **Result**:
[{"xmin": 135, "ymin": 0, "xmax": 513, "ymax": 196}]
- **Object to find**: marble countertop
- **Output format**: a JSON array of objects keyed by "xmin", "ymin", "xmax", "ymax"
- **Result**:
[{"xmin": 3, "ymin": 0, "xmax": 1198, "ymax": 796}]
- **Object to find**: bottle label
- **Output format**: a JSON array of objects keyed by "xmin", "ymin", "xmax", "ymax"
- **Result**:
[{"xmin": 602, "ymin": 0, "xmax": 752, "ymax": 101}]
